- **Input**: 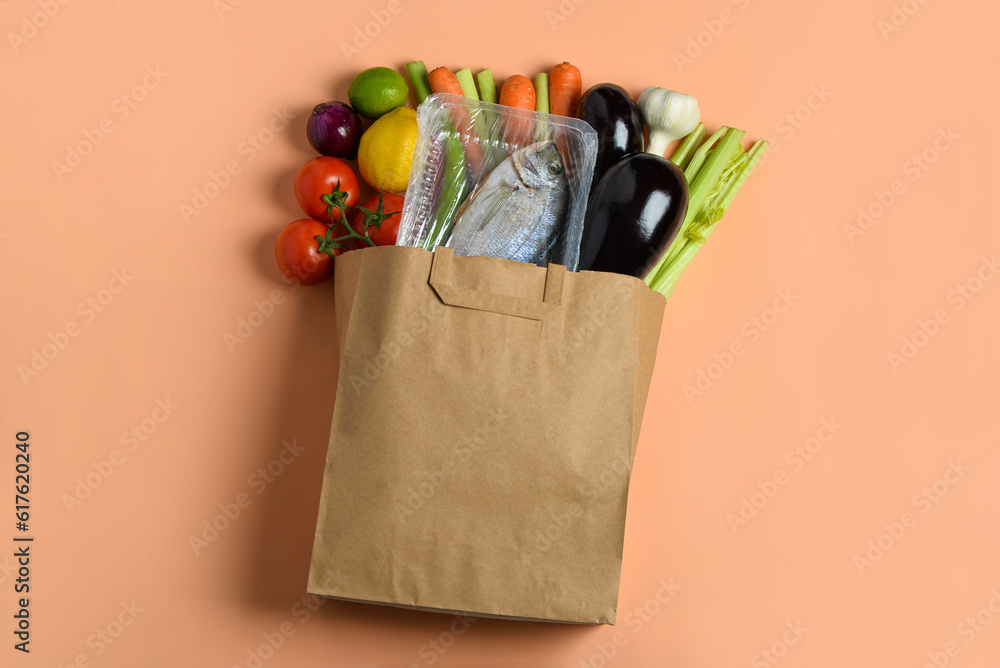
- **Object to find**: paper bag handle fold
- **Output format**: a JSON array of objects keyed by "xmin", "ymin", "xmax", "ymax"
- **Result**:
[{"xmin": 428, "ymin": 247, "xmax": 565, "ymax": 321}]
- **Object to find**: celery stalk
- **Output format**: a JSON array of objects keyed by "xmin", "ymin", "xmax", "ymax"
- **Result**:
[
  {"xmin": 535, "ymin": 73, "xmax": 549, "ymax": 114},
  {"xmin": 422, "ymin": 127, "xmax": 469, "ymax": 250},
  {"xmin": 653, "ymin": 241, "xmax": 699, "ymax": 300},
  {"xmin": 476, "ymin": 68, "xmax": 497, "ymax": 104},
  {"xmin": 669, "ymin": 122, "xmax": 705, "ymax": 169},
  {"xmin": 533, "ymin": 73, "xmax": 550, "ymax": 142},
  {"xmin": 683, "ymin": 126, "xmax": 728, "ymax": 184},
  {"xmin": 474, "ymin": 68, "xmax": 503, "ymax": 164},
  {"xmin": 456, "ymin": 67, "xmax": 494, "ymax": 168},
  {"xmin": 648, "ymin": 136, "xmax": 768, "ymax": 296},
  {"xmin": 718, "ymin": 139, "xmax": 768, "ymax": 209},
  {"xmin": 644, "ymin": 127, "xmax": 746, "ymax": 289},
  {"xmin": 405, "ymin": 61, "xmax": 432, "ymax": 103},
  {"xmin": 671, "ymin": 129, "xmax": 744, "ymax": 257},
  {"xmin": 455, "ymin": 68, "xmax": 479, "ymax": 100}
]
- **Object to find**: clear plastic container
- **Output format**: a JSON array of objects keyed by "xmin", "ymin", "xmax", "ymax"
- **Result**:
[{"xmin": 396, "ymin": 93, "xmax": 597, "ymax": 271}]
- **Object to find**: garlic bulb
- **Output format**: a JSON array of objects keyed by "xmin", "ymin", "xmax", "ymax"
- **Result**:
[{"xmin": 638, "ymin": 87, "xmax": 702, "ymax": 158}]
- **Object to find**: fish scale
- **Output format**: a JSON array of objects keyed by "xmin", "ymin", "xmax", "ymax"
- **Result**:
[{"xmin": 449, "ymin": 141, "xmax": 568, "ymax": 264}]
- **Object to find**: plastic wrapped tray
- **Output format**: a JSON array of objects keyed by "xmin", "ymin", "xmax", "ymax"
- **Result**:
[{"xmin": 396, "ymin": 93, "xmax": 597, "ymax": 271}]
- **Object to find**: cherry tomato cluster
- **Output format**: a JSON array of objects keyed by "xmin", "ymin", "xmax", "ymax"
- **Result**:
[{"xmin": 275, "ymin": 118, "xmax": 405, "ymax": 287}]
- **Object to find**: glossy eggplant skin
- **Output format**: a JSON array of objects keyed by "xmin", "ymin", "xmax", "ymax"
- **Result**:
[
  {"xmin": 575, "ymin": 84, "xmax": 645, "ymax": 192},
  {"xmin": 578, "ymin": 153, "xmax": 689, "ymax": 278}
]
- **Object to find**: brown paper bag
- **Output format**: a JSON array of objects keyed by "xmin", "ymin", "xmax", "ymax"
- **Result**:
[{"xmin": 308, "ymin": 245, "xmax": 665, "ymax": 624}]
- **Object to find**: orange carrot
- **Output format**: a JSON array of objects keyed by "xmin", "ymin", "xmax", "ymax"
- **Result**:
[
  {"xmin": 549, "ymin": 62, "xmax": 582, "ymax": 117},
  {"xmin": 499, "ymin": 75, "xmax": 536, "ymax": 148},
  {"xmin": 428, "ymin": 66, "xmax": 464, "ymax": 97},
  {"xmin": 428, "ymin": 66, "xmax": 484, "ymax": 175},
  {"xmin": 498, "ymin": 75, "xmax": 536, "ymax": 110}
]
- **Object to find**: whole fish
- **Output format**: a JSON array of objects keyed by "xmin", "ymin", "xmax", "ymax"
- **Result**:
[{"xmin": 448, "ymin": 141, "xmax": 568, "ymax": 264}]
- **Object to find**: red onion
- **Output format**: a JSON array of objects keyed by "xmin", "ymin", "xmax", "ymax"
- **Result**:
[{"xmin": 306, "ymin": 102, "xmax": 363, "ymax": 160}]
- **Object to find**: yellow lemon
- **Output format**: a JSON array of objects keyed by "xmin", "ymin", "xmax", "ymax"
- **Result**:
[{"xmin": 358, "ymin": 106, "xmax": 417, "ymax": 193}]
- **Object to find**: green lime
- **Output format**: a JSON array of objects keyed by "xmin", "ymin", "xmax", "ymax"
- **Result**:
[{"xmin": 348, "ymin": 67, "xmax": 409, "ymax": 120}]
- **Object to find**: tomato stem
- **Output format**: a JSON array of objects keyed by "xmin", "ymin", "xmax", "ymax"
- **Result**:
[
  {"xmin": 354, "ymin": 194, "xmax": 401, "ymax": 234},
  {"xmin": 314, "ymin": 183, "xmax": 381, "ymax": 257}
]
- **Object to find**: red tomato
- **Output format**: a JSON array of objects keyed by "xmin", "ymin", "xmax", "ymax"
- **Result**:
[
  {"xmin": 294, "ymin": 157, "xmax": 359, "ymax": 223},
  {"xmin": 350, "ymin": 193, "xmax": 404, "ymax": 246},
  {"xmin": 275, "ymin": 219, "xmax": 337, "ymax": 286}
]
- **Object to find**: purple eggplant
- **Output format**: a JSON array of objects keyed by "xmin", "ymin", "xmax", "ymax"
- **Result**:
[
  {"xmin": 578, "ymin": 153, "xmax": 688, "ymax": 278},
  {"xmin": 575, "ymin": 84, "xmax": 645, "ymax": 191}
]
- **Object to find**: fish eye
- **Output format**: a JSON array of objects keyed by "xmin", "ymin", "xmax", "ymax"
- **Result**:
[{"xmin": 548, "ymin": 164, "xmax": 563, "ymax": 175}]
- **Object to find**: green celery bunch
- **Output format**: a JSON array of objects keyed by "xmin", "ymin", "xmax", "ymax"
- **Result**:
[{"xmin": 644, "ymin": 123, "xmax": 768, "ymax": 298}]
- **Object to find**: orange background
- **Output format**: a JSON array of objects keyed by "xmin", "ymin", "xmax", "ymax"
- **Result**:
[{"xmin": 2, "ymin": 0, "xmax": 999, "ymax": 666}]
